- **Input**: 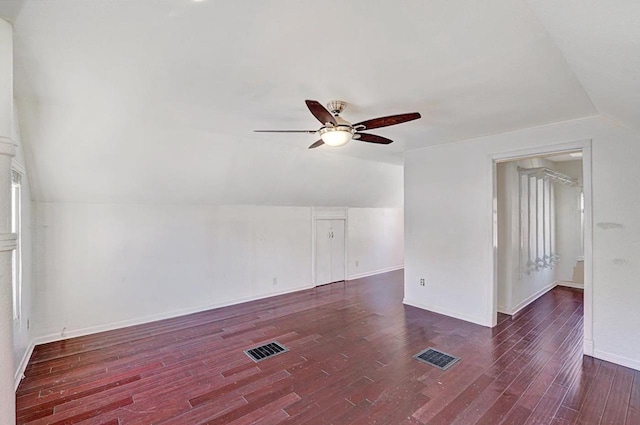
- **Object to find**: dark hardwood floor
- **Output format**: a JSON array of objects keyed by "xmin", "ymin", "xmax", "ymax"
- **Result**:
[{"xmin": 15, "ymin": 270, "xmax": 639, "ymax": 424}]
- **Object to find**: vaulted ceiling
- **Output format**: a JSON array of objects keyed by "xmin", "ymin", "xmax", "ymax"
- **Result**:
[{"xmin": 0, "ymin": 0, "xmax": 637, "ymax": 205}]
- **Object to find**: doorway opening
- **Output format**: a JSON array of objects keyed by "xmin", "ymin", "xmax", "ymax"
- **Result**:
[{"xmin": 492, "ymin": 141, "xmax": 593, "ymax": 355}]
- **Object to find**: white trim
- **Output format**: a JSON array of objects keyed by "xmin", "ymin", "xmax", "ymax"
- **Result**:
[
  {"xmin": 344, "ymin": 209, "xmax": 349, "ymax": 284},
  {"xmin": 497, "ymin": 281, "xmax": 557, "ymax": 316},
  {"xmin": 593, "ymin": 349, "xmax": 640, "ymax": 372},
  {"xmin": 14, "ymin": 340, "xmax": 34, "ymax": 391},
  {"xmin": 583, "ymin": 339, "xmax": 594, "ymax": 356},
  {"xmin": 32, "ymin": 283, "xmax": 315, "ymax": 346},
  {"xmin": 582, "ymin": 145, "xmax": 594, "ymax": 353},
  {"xmin": 492, "ymin": 140, "xmax": 590, "ymax": 162},
  {"xmin": 310, "ymin": 208, "xmax": 315, "ymax": 288},
  {"xmin": 311, "ymin": 209, "xmax": 348, "ymax": 287},
  {"xmin": 490, "ymin": 139, "xmax": 593, "ymax": 356},
  {"xmin": 556, "ymin": 280, "xmax": 584, "ymax": 289},
  {"xmin": 11, "ymin": 159, "xmax": 25, "ymax": 175},
  {"xmin": 0, "ymin": 232, "xmax": 17, "ymax": 251},
  {"xmin": 0, "ymin": 135, "xmax": 16, "ymax": 157},
  {"xmin": 490, "ymin": 156, "xmax": 498, "ymax": 326},
  {"xmin": 348, "ymin": 264, "xmax": 403, "ymax": 281},
  {"xmin": 312, "ymin": 206, "xmax": 347, "ymax": 220},
  {"xmin": 403, "ymin": 297, "xmax": 492, "ymax": 327}
]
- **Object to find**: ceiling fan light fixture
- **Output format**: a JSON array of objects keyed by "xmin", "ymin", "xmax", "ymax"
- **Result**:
[
  {"xmin": 254, "ymin": 99, "xmax": 421, "ymax": 149},
  {"xmin": 319, "ymin": 126, "xmax": 353, "ymax": 147}
]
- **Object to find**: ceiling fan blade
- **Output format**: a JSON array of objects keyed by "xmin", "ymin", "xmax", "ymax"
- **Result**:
[
  {"xmin": 353, "ymin": 112, "xmax": 421, "ymax": 130},
  {"xmin": 254, "ymin": 130, "xmax": 317, "ymax": 133},
  {"xmin": 355, "ymin": 132, "xmax": 393, "ymax": 145},
  {"xmin": 308, "ymin": 139, "xmax": 325, "ymax": 149},
  {"xmin": 305, "ymin": 100, "xmax": 337, "ymax": 126}
]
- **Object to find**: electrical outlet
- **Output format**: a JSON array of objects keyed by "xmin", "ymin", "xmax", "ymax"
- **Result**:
[
  {"xmin": 420, "ymin": 278, "xmax": 426, "ymax": 286},
  {"xmin": 272, "ymin": 277, "xmax": 277, "ymax": 285},
  {"xmin": 355, "ymin": 260, "xmax": 359, "ymax": 267}
]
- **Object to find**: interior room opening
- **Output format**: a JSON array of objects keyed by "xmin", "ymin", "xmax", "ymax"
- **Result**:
[{"xmin": 495, "ymin": 150, "xmax": 585, "ymax": 321}]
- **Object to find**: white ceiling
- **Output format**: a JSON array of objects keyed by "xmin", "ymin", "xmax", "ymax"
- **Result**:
[
  {"xmin": 0, "ymin": 0, "xmax": 636, "ymax": 204},
  {"xmin": 527, "ymin": 0, "xmax": 640, "ymax": 132}
]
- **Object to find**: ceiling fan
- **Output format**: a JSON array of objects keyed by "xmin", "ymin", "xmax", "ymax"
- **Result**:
[{"xmin": 254, "ymin": 100, "xmax": 421, "ymax": 149}]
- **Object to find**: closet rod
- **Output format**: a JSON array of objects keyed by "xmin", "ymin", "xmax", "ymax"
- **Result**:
[{"xmin": 517, "ymin": 166, "xmax": 580, "ymax": 187}]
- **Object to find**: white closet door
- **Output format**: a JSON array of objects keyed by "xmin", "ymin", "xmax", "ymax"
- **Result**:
[
  {"xmin": 315, "ymin": 220, "xmax": 333, "ymax": 286},
  {"xmin": 315, "ymin": 219, "xmax": 346, "ymax": 286},
  {"xmin": 330, "ymin": 219, "xmax": 345, "ymax": 282}
]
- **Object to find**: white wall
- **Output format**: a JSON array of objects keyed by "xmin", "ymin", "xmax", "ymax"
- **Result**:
[
  {"xmin": 11, "ymin": 102, "xmax": 34, "ymax": 387},
  {"xmin": 404, "ymin": 136, "xmax": 495, "ymax": 325},
  {"xmin": 497, "ymin": 158, "xmax": 558, "ymax": 315},
  {"xmin": 32, "ymin": 204, "xmax": 405, "ymax": 342},
  {"xmin": 0, "ymin": 16, "xmax": 15, "ymax": 424},
  {"xmin": 347, "ymin": 208, "xmax": 404, "ymax": 279},
  {"xmin": 404, "ymin": 115, "xmax": 640, "ymax": 370},
  {"xmin": 22, "ymin": 102, "xmax": 407, "ymax": 340},
  {"xmin": 33, "ymin": 204, "xmax": 313, "ymax": 339},
  {"xmin": 554, "ymin": 161, "xmax": 583, "ymax": 283},
  {"xmin": 22, "ymin": 123, "xmax": 406, "ymax": 208}
]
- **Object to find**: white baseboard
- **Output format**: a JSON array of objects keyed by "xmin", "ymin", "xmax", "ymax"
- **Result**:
[
  {"xmin": 348, "ymin": 265, "xmax": 403, "ymax": 281},
  {"xmin": 556, "ymin": 280, "xmax": 584, "ymax": 289},
  {"xmin": 14, "ymin": 340, "xmax": 35, "ymax": 391},
  {"xmin": 403, "ymin": 297, "xmax": 491, "ymax": 327},
  {"xmin": 498, "ymin": 281, "xmax": 558, "ymax": 316},
  {"xmin": 583, "ymin": 339, "xmax": 594, "ymax": 356},
  {"xmin": 593, "ymin": 349, "xmax": 640, "ymax": 372},
  {"xmin": 32, "ymin": 283, "xmax": 315, "ymax": 346}
]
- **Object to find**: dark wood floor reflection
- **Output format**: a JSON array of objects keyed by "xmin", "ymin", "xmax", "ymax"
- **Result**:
[{"xmin": 16, "ymin": 271, "xmax": 639, "ymax": 424}]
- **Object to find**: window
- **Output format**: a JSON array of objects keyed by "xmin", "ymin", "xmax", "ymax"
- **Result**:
[{"xmin": 11, "ymin": 169, "xmax": 22, "ymax": 320}]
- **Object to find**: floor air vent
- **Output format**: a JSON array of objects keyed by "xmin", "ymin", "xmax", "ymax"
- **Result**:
[
  {"xmin": 244, "ymin": 341, "xmax": 288, "ymax": 362},
  {"xmin": 413, "ymin": 347, "xmax": 459, "ymax": 370}
]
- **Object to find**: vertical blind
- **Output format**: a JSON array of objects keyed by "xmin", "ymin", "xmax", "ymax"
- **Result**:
[{"xmin": 518, "ymin": 167, "xmax": 579, "ymax": 276}]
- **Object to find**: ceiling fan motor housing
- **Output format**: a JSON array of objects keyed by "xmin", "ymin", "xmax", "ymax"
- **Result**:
[
  {"xmin": 318, "ymin": 125, "xmax": 355, "ymax": 137},
  {"xmin": 327, "ymin": 100, "xmax": 347, "ymax": 116}
]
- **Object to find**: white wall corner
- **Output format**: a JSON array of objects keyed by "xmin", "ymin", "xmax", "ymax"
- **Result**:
[
  {"xmin": 593, "ymin": 349, "xmax": 640, "ymax": 372},
  {"xmin": 583, "ymin": 339, "xmax": 594, "ymax": 357},
  {"xmin": 14, "ymin": 340, "xmax": 34, "ymax": 391},
  {"xmin": 499, "ymin": 281, "xmax": 558, "ymax": 316},
  {"xmin": 348, "ymin": 265, "xmax": 403, "ymax": 281},
  {"xmin": 556, "ymin": 280, "xmax": 584, "ymax": 289},
  {"xmin": 403, "ymin": 297, "xmax": 493, "ymax": 327}
]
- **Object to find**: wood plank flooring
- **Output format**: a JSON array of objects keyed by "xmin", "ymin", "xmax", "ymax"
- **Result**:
[{"xmin": 15, "ymin": 271, "xmax": 639, "ymax": 424}]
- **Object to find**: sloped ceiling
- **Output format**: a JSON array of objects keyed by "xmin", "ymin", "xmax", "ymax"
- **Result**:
[
  {"xmin": 526, "ymin": 0, "xmax": 640, "ymax": 133},
  {"xmin": 1, "ymin": 0, "xmax": 634, "ymax": 204}
]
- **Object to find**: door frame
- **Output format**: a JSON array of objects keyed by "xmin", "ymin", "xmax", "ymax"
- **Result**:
[
  {"xmin": 311, "ymin": 207, "xmax": 348, "ymax": 287},
  {"xmin": 490, "ymin": 139, "xmax": 593, "ymax": 356}
]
